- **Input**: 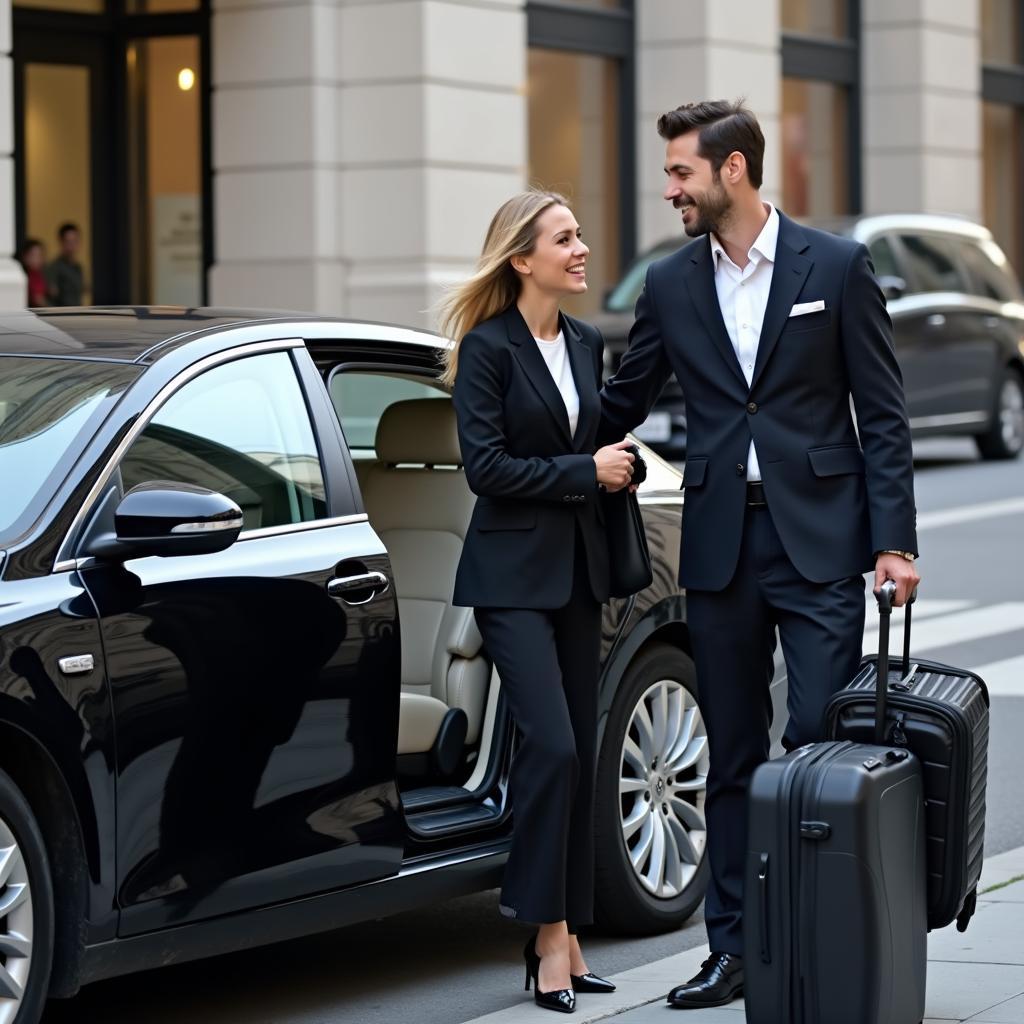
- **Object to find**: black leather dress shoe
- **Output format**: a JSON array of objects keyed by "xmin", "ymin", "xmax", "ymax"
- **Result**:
[{"xmin": 666, "ymin": 952, "xmax": 743, "ymax": 1009}]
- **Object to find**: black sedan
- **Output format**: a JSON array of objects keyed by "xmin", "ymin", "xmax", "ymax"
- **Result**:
[
  {"xmin": 0, "ymin": 308, "xmax": 770, "ymax": 1023},
  {"xmin": 595, "ymin": 213, "xmax": 1024, "ymax": 461}
]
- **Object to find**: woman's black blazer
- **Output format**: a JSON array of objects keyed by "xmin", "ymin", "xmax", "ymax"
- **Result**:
[{"xmin": 452, "ymin": 305, "xmax": 611, "ymax": 610}]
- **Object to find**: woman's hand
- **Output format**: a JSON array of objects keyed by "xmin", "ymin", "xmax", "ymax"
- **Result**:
[{"xmin": 594, "ymin": 440, "xmax": 635, "ymax": 492}]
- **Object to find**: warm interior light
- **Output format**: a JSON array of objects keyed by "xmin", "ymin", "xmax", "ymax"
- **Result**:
[{"xmin": 178, "ymin": 68, "xmax": 195, "ymax": 91}]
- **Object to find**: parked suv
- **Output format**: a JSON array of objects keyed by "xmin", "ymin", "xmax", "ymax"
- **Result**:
[{"xmin": 594, "ymin": 215, "xmax": 1024, "ymax": 461}]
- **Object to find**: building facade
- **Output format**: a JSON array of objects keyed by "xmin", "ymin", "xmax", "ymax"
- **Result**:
[{"xmin": 0, "ymin": 0, "xmax": 1021, "ymax": 324}]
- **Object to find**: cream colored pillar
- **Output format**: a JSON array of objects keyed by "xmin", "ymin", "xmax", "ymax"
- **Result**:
[
  {"xmin": 210, "ymin": 0, "xmax": 527, "ymax": 329},
  {"xmin": 0, "ymin": 0, "xmax": 25, "ymax": 307},
  {"xmin": 862, "ymin": 0, "xmax": 981, "ymax": 219},
  {"xmin": 635, "ymin": 0, "xmax": 782, "ymax": 251}
]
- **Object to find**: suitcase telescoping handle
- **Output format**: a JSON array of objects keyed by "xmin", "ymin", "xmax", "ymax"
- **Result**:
[{"xmin": 873, "ymin": 580, "xmax": 917, "ymax": 743}]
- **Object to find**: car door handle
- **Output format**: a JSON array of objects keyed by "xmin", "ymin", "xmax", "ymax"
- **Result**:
[
  {"xmin": 925, "ymin": 313, "xmax": 946, "ymax": 328},
  {"xmin": 327, "ymin": 571, "xmax": 390, "ymax": 604}
]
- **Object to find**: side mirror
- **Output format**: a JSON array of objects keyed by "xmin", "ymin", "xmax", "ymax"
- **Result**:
[
  {"xmin": 86, "ymin": 482, "xmax": 244, "ymax": 560},
  {"xmin": 877, "ymin": 275, "xmax": 907, "ymax": 302}
]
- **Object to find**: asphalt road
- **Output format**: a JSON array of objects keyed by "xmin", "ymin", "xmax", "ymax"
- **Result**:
[{"xmin": 42, "ymin": 438, "xmax": 1024, "ymax": 1024}]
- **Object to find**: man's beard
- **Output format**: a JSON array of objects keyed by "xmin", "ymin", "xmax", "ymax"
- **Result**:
[{"xmin": 682, "ymin": 177, "xmax": 732, "ymax": 238}]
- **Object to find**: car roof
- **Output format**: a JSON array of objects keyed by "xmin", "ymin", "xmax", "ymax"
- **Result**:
[{"xmin": 0, "ymin": 307, "xmax": 446, "ymax": 363}]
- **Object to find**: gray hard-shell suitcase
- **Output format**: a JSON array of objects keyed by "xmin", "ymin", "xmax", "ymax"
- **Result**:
[
  {"xmin": 827, "ymin": 581, "xmax": 989, "ymax": 932},
  {"xmin": 743, "ymin": 739, "xmax": 928, "ymax": 1024}
]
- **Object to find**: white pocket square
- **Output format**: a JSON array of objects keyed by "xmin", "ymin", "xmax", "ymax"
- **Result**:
[{"xmin": 789, "ymin": 300, "xmax": 826, "ymax": 318}]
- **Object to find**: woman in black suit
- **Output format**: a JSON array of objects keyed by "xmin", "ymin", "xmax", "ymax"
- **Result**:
[{"xmin": 439, "ymin": 191, "xmax": 635, "ymax": 1013}]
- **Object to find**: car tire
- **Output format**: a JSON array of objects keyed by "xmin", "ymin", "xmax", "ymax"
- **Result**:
[
  {"xmin": 0, "ymin": 768, "xmax": 54, "ymax": 1024},
  {"xmin": 594, "ymin": 643, "xmax": 710, "ymax": 935},
  {"xmin": 975, "ymin": 366, "xmax": 1024, "ymax": 460}
]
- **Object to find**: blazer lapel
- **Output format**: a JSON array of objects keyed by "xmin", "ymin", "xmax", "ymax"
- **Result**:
[
  {"xmin": 561, "ymin": 313, "xmax": 599, "ymax": 453},
  {"xmin": 750, "ymin": 213, "xmax": 813, "ymax": 390},
  {"xmin": 682, "ymin": 241, "xmax": 748, "ymax": 389},
  {"xmin": 506, "ymin": 306, "xmax": 573, "ymax": 446}
]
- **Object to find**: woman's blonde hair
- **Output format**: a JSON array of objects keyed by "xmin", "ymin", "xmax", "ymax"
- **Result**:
[{"xmin": 438, "ymin": 189, "xmax": 569, "ymax": 387}]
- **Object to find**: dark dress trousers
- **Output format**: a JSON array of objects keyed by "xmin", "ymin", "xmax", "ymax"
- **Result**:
[
  {"xmin": 453, "ymin": 305, "xmax": 610, "ymax": 927},
  {"xmin": 599, "ymin": 212, "xmax": 918, "ymax": 953}
]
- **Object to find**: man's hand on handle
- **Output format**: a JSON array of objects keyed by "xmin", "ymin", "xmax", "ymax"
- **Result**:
[
  {"xmin": 873, "ymin": 553, "xmax": 921, "ymax": 608},
  {"xmin": 594, "ymin": 439, "xmax": 635, "ymax": 492}
]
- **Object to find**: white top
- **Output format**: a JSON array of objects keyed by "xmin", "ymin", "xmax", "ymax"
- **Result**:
[
  {"xmin": 534, "ymin": 330, "xmax": 579, "ymax": 438},
  {"xmin": 709, "ymin": 203, "xmax": 780, "ymax": 483}
]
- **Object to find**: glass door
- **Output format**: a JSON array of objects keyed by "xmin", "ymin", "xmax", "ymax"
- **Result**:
[{"xmin": 14, "ymin": 31, "xmax": 114, "ymax": 304}]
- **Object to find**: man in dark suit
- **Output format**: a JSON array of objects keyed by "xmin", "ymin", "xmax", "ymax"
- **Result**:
[{"xmin": 599, "ymin": 100, "xmax": 920, "ymax": 1009}]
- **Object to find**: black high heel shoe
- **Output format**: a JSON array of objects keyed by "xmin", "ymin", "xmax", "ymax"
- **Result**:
[
  {"xmin": 570, "ymin": 972, "xmax": 616, "ymax": 994},
  {"xmin": 523, "ymin": 934, "xmax": 575, "ymax": 1014}
]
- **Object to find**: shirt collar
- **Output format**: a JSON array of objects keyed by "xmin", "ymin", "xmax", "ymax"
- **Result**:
[{"xmin": 710, "ymin": 202, "xmax": 779, "ymax": 270}]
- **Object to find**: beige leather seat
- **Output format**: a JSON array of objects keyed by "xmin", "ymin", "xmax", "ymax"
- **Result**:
[{"xmin": 357, "ymin": 397, "xmax": 488, "ymax": 772}]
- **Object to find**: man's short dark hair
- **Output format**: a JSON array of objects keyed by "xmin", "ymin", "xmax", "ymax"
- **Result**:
[
  {"xmin": 657, "ymin": 100, "xmax": 765, "ymax": 189},
  {"xmin": 57, "ymin": 222, "xmax": 79, "ymax": 239}
]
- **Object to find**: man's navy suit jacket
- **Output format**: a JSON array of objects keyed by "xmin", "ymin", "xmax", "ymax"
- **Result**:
[{"xmin": 600, "ymin": 211, "xmax": 918, "ymax": 592}]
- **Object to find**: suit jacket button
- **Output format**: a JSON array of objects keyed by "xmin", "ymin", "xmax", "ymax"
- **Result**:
[
  {"xmin": 563, "ymin": 495, "xmax": 571, "ymax": 502},
  {"xmin": 747, "ymin": 401, "xmax": 758, "ymax": 414},
  {"xmin": 736, "ymin": 463, "xmax": 745, "ymax": 475}
]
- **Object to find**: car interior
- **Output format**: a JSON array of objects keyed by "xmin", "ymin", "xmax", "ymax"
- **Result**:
[{"xmin": 324, "ymin": 358, "xmax": 511, "ymax": 837}]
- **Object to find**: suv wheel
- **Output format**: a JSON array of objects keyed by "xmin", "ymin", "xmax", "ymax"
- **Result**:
[
  {"xmin": 594, "ymin": 644, "xmax": 709, "ymax": 934},
  {"xmin": 976, "ymin": 366, "xmax": 1024, "ymax": 460},
  {"xmin": 0, "ymin": 769, "xmax": 53, "ymax": 1024}
]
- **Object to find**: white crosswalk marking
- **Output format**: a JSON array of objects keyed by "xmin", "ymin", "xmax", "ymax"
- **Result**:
[
  {"xmin": 916, "ymin": 496, "xmax": 1024, "ymax": 531},
  {"xmin": 970, "ymin": 654, "xmax": 1024, "ymax": 698},
  {"xmin": 862, "ymin": 603, "xmax": 1024, "ymax": 661}
]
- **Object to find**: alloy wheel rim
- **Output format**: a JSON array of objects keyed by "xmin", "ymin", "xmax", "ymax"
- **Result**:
[
  {"xmin": 0, "ymin": 818, "xmax": 33, "ymax": 1024},
  {"xmin": 999, "ymin": 377, "xmax": 1024, "ymax": 452},
  {"xmin": 619, "ymin": 678, "xmax": 709, "ymax": 898}
]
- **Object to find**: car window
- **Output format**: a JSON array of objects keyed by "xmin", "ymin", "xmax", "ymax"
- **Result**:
[
  {"xmin": 951, "ymin": 238, "xmax": 1022, "ymax": 302},
  {"xmin": 0, "ymin": 356, "xmax": 140, "ymax": 546},
  {"xmin": 329, "ymin": 371, "xmax": 447, "ymax": 452},
  {"xmin": 867, "ymin": 236, "xmax": 900, "ymax": 279},
  {"xmin": 604, "ymin": 243, "xmax": 677, "ymax": 313},
  {"xmin": 119, "ymin": 351, "xmax": 327, "ymax": 532},
  {"xmin": 897, "ymin": 234, "xmax": 970, "ymax": 294}
]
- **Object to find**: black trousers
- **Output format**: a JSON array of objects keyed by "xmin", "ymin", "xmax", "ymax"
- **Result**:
[
  {"xmin": 687, "ymin": 502, "xmax": 866, "ymax": 954},
  {"xmin": 474, "ymin": 538, "xmax": 602, "ymax": 929}
]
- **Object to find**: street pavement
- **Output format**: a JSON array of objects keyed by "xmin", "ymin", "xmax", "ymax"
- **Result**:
[
  {"xmin": 41, "ymin": 438, "xmax": 1024, "ymax": 1023},
  {"xmin": 459, "ymin": 845, "xmax": 1024, "ymax": 1024}
]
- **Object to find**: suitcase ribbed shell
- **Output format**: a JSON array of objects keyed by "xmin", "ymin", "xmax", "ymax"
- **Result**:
[{"xmin": 828, "ymin": 657, "xmax": 989, "ymax": 931}]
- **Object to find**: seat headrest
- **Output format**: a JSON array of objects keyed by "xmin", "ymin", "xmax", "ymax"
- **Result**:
[{"xmin": 375, "ymin": 398, "xmax": 462, "ymax": 466}]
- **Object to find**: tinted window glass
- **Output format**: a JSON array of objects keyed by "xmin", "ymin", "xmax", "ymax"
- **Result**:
[
  {"xmin": 952, "ymin": 238, "xmax": 1022, "ymax": 302},
  {"xmin": 867, "ymin": 236, "xmax": 900, "ymax": 279},
  {"xmin": 0, "ymin": 356, "xmax": 140, "ymax": 544},
  {"xmin": 897, "ymin": 234, "xmax": 970, "ymax": 294},
  {"xmin": 120, "ymin": 351, "xmax": 326, "ymax": 532},
  {"xmin": 329, "ymin": 372, "xmax": 447, "ymax": 451}
]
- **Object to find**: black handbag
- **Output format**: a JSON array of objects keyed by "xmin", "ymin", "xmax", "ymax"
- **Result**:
[{"xmin": 602, "ymin": 446, "xmax": 652, "ymax": 598}]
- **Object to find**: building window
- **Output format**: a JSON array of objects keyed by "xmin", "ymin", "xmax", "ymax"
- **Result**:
[
  {"xmin": 527, "ymin": 1, "xmax": 634, "ymax": 318},
  {"xmin": 981, "ymin": 0, "xmax": 1024, "ymax": 270},
  {"xmin": 781, "ymin": 0, "xmax": 860, "ymax": 216},
  {"xmin": 528, "ymin": 49, "xmax": 620, "ymax": 318},
  {"xmin": 782, "ymin": 0, "xmax": 847, "ymax": 40},
  {"xmin": 781, "ymin": 79, "xmax": 849, "ymax": 218}
]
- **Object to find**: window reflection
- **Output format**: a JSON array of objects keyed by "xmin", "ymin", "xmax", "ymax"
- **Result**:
[
  {"xmin": 981, "ymin": 0, "xmax": 1021, "ymax": 66},
  {"xmin": 983, "ymin": 102, "xmax": 1022, "ymax": 271},
  {"xmin": 781, "ymin": 78, "xmax": 849, "ymax": 217},
  {"xmin": 782, "ymin": 0, "xmax": 848, "ymax": 39},
  {"xmin": 528, "ymin": 48, "xmax": 620, "ymax": 318}
]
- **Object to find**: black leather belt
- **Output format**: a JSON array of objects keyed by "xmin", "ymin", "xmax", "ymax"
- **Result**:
[{"xmin": 746, "ymin": 481, "xmax": 767, "ymax": 508}]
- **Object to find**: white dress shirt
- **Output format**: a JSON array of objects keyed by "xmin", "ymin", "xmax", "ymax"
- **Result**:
[
  {"xmin": 709, "ymin": 203, "xmax": 779, "ymax": 483},
  {"xmin": 534, "ymin": 331, "xmax": 579, "ymax": 438}
]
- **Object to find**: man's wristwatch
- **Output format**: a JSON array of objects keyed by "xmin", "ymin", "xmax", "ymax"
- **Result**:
[{"xmin": 879, "ymin": 549, "xmax": 917, "ymax": 561}]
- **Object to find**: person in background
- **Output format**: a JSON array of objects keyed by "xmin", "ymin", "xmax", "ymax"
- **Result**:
[
  {"xmin": 46, "ymin": 222, "xmax": 86, "ymax": 306},
  {"xmin": 17, "ymin": 239, "xmax": 49, "ymax": 307}
]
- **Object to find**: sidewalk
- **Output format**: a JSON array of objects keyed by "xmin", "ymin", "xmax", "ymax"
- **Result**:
[{"xmin": 462, "ymin": 846, "xmax": 1024, "ymax": 1024}]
